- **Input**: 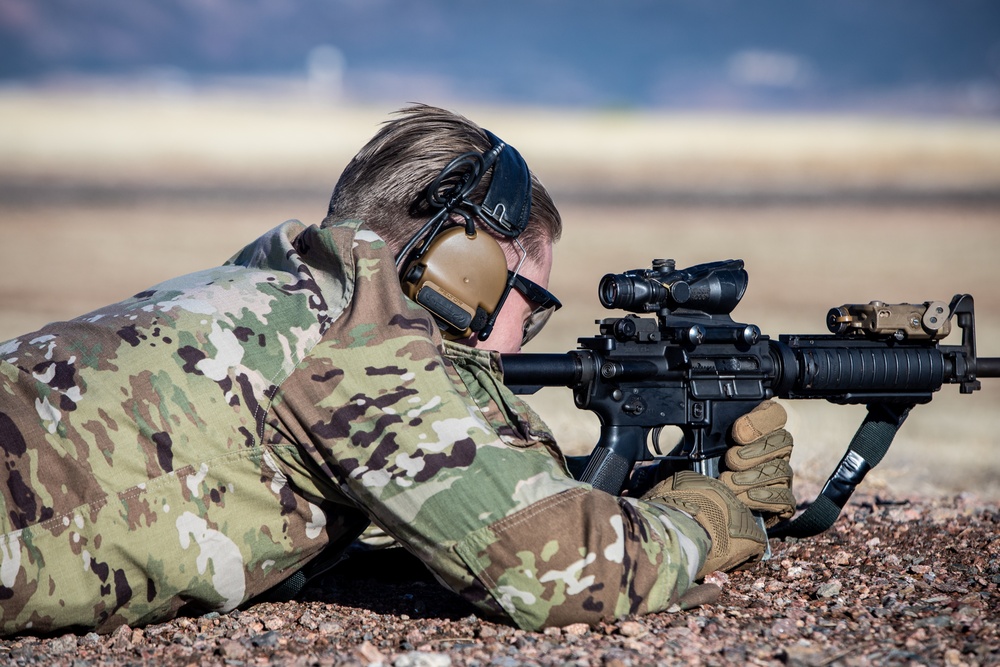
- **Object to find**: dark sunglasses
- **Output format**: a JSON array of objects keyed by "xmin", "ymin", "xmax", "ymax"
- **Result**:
[{"xmin": 508, "ymin": 272, "xmax": 561, "ymax": 346}]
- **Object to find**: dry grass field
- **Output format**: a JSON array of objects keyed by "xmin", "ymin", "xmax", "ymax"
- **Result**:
[{"xmin": 1, "ymin": 90, "xmax": 998, "ymax": 501}]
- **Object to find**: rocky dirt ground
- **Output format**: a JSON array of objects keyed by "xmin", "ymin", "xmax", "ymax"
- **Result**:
[{"xmin": 1, "ymin": 491, "xmax": 996, "ymax": 667}]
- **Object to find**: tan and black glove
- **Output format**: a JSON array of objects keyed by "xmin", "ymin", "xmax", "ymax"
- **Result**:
[
  {"xmin": 640, "ymin": 400, "xmax": 796, "ymax": 579},
  {"xmin": 642, "ymin": 470, "xmax": 767, "ymax": 579},
  {"xmin": 720, "ymin": 400, "xmax": 796, "ymax": 527}
]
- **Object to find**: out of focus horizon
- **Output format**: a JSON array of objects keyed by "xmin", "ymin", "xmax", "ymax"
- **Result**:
[
  {"xmin": 3, "ymin": 1, "xmax": 1000, "ymax": 203},
  {"xmin": 2, "ymin": 0, "xmax": 1000, "ymax": 116},
  {"xmin": 3, "ymin": 0, "xmax": 999, "ymax": 371}
]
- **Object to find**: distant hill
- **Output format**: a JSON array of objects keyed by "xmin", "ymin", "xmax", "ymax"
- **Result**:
[{"xmin": 1, "ymin": 0, "xmax": 999, "ymax": 115}]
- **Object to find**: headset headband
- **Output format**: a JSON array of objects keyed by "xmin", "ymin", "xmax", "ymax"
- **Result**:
[
  {"xmin": 395, "ymin": 129, "xmax": 532, "ymax": 269},
  {"xmin": 480, "ymin": 129, "xmax": 531, "ymax": 237}
]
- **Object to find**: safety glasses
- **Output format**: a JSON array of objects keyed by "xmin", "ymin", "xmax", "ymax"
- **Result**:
[{"xmin": 508, "ymin": 272, "xmax": 561, "ymax": 346}]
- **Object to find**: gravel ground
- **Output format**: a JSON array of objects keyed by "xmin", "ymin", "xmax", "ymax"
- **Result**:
[{"xmin": 2, "ymin": 492, "xmax": 997, "ymax": 667}]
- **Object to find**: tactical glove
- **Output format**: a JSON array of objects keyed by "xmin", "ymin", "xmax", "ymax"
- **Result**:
[
  {"xmin": 720, "ymin": 400, "xmax": 796, "ymax": 527},
  {"xmin": 643, "ymin": 470, "xmax": 767, "ymax": 579}
]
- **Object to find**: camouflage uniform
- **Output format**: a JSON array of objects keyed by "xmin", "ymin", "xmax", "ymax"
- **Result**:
[{"xmin": 0, "ymin": 218, "xmax": 710, "ymax": 634}]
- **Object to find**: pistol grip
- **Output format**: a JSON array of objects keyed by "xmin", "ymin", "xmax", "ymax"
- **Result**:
[{"xmin": 580, "ymin": 447, "xmax": 633, "ymax": 495}]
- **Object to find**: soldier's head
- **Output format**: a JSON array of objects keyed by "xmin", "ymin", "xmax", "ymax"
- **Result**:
[{"xmin": 326, "ymin": 104, "xmax": 562, "ymax": 353}]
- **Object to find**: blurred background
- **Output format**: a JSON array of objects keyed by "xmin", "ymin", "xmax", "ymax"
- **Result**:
[{"xmin": 1, "ymin": 0, "xmax": 998, "ymax": 498}]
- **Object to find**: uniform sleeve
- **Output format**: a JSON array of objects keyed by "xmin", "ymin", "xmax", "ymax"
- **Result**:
[
  {"xmin": 260, "ymin": 223, "xmax": 711, "ymax": 630},
  {"xmin": 268, "ymin": 322, "xmax": 711, "ymax": 629}
]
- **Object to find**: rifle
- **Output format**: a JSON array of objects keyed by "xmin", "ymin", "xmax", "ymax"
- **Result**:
[{"xmin": 501, "ymin": 258, "xmax": 1000, "ymax": 539}]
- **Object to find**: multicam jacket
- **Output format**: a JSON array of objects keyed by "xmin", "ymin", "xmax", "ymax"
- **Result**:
[{"xmin": 0, "ymin": 218, "xmax": 709, "ymax": 634}]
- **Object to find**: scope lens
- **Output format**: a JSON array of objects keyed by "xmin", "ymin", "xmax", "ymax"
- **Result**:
[
  {"xmin": 599, "ymin": 273, "xmax": 666, "ymax": 312},
  {"xmin": 597, "ymin": 273, "xmax": 649, "ymax": 310},
  {"xmin": 599, "ymin": 274, "xmax": 628, "ymax": 309}
]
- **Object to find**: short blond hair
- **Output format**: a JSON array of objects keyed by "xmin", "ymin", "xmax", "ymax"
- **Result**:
[{"xmin": 326, "ymin": 104, "xmax": 561, "ymax": 262}]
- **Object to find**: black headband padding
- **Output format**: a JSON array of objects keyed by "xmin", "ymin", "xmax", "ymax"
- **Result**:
[{"xmin": 481, "ymin": 129, "xmax": 532, "ymax": 236}]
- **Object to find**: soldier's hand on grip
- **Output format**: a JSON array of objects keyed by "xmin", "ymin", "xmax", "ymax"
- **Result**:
[
  {"xmin": 642, "ymin": 471, "xmax": 767, "ymax": 578},
  {"xmin": 721, "ymin": 400, "xmax": 796, "ymax": 527}
]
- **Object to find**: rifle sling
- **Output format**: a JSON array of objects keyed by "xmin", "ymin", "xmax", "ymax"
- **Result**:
[{"xmin": 768, "ymin": 402, "xmax": 913, "ymax": 540}]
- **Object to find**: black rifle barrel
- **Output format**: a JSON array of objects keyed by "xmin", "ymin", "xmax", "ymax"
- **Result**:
[
  {"xmin": 979, "ymin": 357, "xmax": 1000, "ymax": 377},
  {"xmin": 501, "ymin": 348, "xmax": 1000, "ymax": 398}
]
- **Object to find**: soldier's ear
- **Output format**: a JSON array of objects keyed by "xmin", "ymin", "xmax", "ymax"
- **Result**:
[{"xmin": 400, "ymin": 226, "xmax": 510, "ymax": 338}]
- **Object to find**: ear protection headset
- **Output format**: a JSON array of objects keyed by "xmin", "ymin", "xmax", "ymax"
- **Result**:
[{"xmin": 397, "ymin": 130, "xmax": 532, "ymax": 341}]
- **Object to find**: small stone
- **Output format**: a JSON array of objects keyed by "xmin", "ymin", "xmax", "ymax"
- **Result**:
[
  {"xmin": 618, "ymin": 621, "xmax": 646, "ymax": 638},
  {"xmin": 944, "ymin": 648, "xmax": 965, "ymax": 666},
  {"xmin": 171, "ymin": 632, "xmax": 193, "ymax": 647},
  {"xmin": 703, "ymin": 571, "xmax": 729, "ymax": 587},
  {"xmin": 265, "ymin": 615, "xmax": 286, "ymax": 631},
  {"xmin": 955, "ymin": 605, "xmax": 980, "ymax": 621},
  {"xmin": 318, "ymin": 621, "xmax": 344, "ymax": 634},
  {"xmin": 217, "ymin": 639, "xmax": 248, "ymax": 659},
  {"xmin": 783, "ymin": 643, "xmax": 831, "ymax": 667},
  {"xmin": 107, "ymin": 624, "xmax": 133, "ymax": 650},
  {"xmin": 251, "ymin": 630, "xmax": 280, "ymax": 648},
  {"xmin": 769, "ymin": 617, "xmax": 798, "ymax": 638},
  {"xmin": 930, "ymin": 508, "xmax": 959, "ymax": 521},
  {"xmin": 394, "ymin": 651, "xmax": 452, "ymax": 667},
  {"xmin": 563, "ymin": 622, "xmax": 589, "ymax": 636},
  {"xmin": 47, "ymin": 634, "xmax": 77, "ymax": 655},
  {"xmin": 815, "ymin": 579, "xmax": 843, "ymax": 599},
  {"xmin": 490, "ymin": 657, "xmax": 520, "ymax": 667},
  {"xmin": 915, "ymin": 615, "xmax": 952, "ymax": 628},
  {"xmin": 356, "ymin": 640, "xmax": 387, "ymax": 665}
]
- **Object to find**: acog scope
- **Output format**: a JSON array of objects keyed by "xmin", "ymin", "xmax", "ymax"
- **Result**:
[{"xmin": 599, "ymin": 258, "xmax": 749, "ymax": 315}]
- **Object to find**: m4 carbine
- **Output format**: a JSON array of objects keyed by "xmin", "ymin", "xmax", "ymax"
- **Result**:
[{"xmin": 501, "ymin": 259, "xmax": 1000, "ymax": 539}]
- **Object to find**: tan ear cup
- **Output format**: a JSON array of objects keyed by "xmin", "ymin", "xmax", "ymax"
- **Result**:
[{"xmin": 401, "ymin": 227, "xmax": 509, "ymax": 338}]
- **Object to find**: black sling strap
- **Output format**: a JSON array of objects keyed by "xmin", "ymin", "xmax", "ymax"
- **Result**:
[{"xmin": 769, "ymin": 402, "xmax": 913, "ymax": 540}]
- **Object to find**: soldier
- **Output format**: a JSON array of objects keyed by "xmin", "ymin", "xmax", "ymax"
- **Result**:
[{"xmin": 0, "ymin": 104, "xmax": 795, "ymax": 634}]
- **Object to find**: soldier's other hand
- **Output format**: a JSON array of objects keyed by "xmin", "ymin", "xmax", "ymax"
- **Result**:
[
  {"xmin": 642, "ymin": 471, "xmax": 766, "ymax": 579},
  {"xmin": 721, "ymin": 400, "xmax": 796, "ymax": 527}
]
